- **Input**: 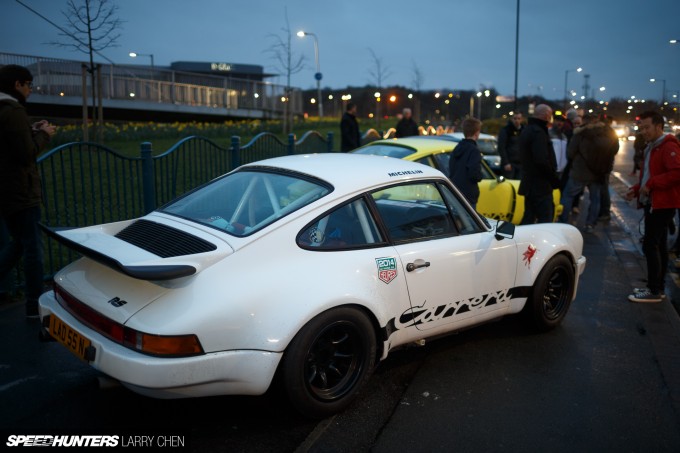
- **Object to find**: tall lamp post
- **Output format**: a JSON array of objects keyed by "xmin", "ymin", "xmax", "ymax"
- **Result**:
[
  {"xmin": 650, "ymin": 78, "xmax": 667, "ymax": 106},
  {"xmin": 297, "ymin": 30, "xmax": 323, "ymax": 118},
  {"xmin": 129, "ymin": 52, "xmax": 155, "ymax": 75},
  {"xmin": 564, "ymin": 67, "xmax": 582, "ymax": 110}
]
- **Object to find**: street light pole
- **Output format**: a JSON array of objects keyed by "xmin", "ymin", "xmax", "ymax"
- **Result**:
[
  {"xmin": 129, "ymin": 52, "xmax": 155, "ymax": 75},
  {"xmin": 297, "ymin": 31, "xmax": 323, "ymax": 118},
  {"xmin": 513, "ymin": 0, "xmax": 520, "ymax": 112},
  {"xmin": 564, "ymin": 67, "xmax": 582, "ymax": 111},
  {"xmin": 650, "ymin": 78, "xmax": 667, "ymax": 106}
]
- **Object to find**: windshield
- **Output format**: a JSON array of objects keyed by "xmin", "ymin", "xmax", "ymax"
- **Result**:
[
  {"xmin": 161, "ymin": 169, "xmax": 332, "ymax": 237},
  {"xmin": 352, "ymin": 144, "xmax": 416, "ymax": 159},
  {"xmin": 478, "ymin": 138, "xmax": 498, "ymax": 155}
]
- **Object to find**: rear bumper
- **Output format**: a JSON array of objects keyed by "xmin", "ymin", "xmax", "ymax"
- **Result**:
[{"xmin": 38, "ymin": 291, "xmax": 282, "ymax": 398}]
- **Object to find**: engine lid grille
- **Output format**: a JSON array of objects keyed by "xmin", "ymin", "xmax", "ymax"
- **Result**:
[{"xmin": 115, "ymin": 219, "xmax": 217, "ymax": 257}]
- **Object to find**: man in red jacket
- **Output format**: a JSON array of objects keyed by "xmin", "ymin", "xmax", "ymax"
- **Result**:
[{"xmin": 625, "ymin": 110, "xmax": 680, "ymax": 302}]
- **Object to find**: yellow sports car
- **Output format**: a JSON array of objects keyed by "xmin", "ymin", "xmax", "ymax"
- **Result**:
[{"xmin": 352, "ymin": 137, "xmax": 562, "ymax": 224}]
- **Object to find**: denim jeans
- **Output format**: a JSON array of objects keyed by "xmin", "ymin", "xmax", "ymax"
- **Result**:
[
  {"xmin": 558, "ymin": 178, "xmax": 602, "ymax": 226},
  {"xmin": 0, "ymin": 206, "xmax": 44, "ymax": 302},
  {"xmin": 642, "ymin": 206, "xmax": 675, "ymax": 294}
]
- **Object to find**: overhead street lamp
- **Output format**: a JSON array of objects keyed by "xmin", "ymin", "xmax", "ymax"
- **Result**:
[
  {"xmin": 129, "ymin": 52, "xmax": 155, "ymax": 75},
  {"xmin": 650, "ymin": 77, "xmax": 667, "ymax": 105},
  {"xmin": 297, "ymin": 30, "xmax": 323, "ymax": 118},
  {"xmin": 564, "ymin": 67, "xmax": 582, "ymax": 110}
]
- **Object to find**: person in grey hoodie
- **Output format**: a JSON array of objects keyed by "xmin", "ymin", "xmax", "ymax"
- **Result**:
[
  {"xmin": 449, "ymin": 117, "xmax": 483, "ymax": 209},
  {"xmin": 0, "ymin": 64, "xmax": 55, "ymax": 318}
]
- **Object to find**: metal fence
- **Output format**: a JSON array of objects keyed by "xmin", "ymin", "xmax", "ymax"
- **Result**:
[
  {"xmin": 21, "ymin": 131, "xmax": 333, "ymax": 288},
  {"xmin": 0, "ymin": 52, "xmax": 302, "ymax": 117}
]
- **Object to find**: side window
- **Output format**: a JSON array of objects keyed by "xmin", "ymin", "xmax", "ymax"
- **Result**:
[
  {"xmin": 372, "ymin": 183, "xmax": 458, "ymax": 242},
  {"xmin": 438, "ymin": 184, "xmax": 483, "ymax": 235},
  {"xmin": 297, "ymin": 198, "xmax": 383, "ymax": 250},
  {"xmin": 432, "ymin": 153, "xmax": 451, "ymax": 177}
]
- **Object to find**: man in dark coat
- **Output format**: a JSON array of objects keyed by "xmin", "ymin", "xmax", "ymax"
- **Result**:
[
  {"xmin": 497, "ymin": 112, "xmax": 523, "ymax": 179},
  {"xmin": 449, "ymin": 117, "xmax": 483, "ymax": 209},
  {"xmin": 518, "ymin": 104, "xmax": 559, "ymax": 224},
  {"xmin": 558, "ymin": 113, "xmax": 619, "ymax": 230},
  {"xmin": 395, "ymin": 108, "xmax": 419, "ymax": 138},
  {"xmin": 340, "ymin": 102, "xmax": 361, "ymax": 152},
  {"xmin": 0, "ymin": 64, "xmax": 55, "ymax": 318}
]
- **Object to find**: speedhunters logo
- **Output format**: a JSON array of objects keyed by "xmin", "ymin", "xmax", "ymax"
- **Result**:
[{"xmin": 5, "ymin": 434, "xmax": 187, "ymax": 449}]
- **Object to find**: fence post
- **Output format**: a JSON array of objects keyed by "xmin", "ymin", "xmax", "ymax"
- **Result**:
[
  {"xmin": 288, "ymin": 133, "xmax": 295, "ymax": 155},
  {"xmin": 326, "ymin": 131, "xmax": 334, "ymax": 153},
  {"xmin": 141, "ymin": 142, "xmax": 156, "ymax": 214},
  {"xmin": 231, "ymin": 135, "xmax": 240, "ymax": 169}
]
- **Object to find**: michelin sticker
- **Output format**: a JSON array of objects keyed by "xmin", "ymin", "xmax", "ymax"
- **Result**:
[{"xmin": 376, "ymin": 257, "xmax": 398, "ymax": 284}]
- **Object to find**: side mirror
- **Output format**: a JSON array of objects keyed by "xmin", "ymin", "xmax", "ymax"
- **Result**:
[{"xmin": 494, "ymin": 220, "xmax": 515, "ymax": 240}]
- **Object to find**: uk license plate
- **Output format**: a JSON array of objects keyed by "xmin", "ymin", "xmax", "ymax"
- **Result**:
[{"xmin": 49, "ymin": 315, "xmax": 93, "ymax": 362}]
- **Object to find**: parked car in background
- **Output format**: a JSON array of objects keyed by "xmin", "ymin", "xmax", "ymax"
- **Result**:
[
  {"xmin": 38, "ymin": 154, "xmax": 585, "ymax": 419},
  {"xmin": 433, "ymin": 132, "xmax": 502, "ymax": 173},
  {"xmin": 352, "ymin": 137, "xmax": 562, "ymax": 224}
]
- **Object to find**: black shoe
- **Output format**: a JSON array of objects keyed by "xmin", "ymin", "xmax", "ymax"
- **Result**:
[{"xmin": 25, "ymin": 300, "xmax": 39, "ymax": 319}]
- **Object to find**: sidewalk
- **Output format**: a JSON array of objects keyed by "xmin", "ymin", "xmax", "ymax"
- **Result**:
[{"xmin": 607, "ymin": 171, "xmax": 680, "ymax": 413}]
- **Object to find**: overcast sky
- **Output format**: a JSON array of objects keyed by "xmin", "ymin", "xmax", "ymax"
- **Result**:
[{"xmin": 2, "ymin": 0, "xmax": 679, "ymax": 103}]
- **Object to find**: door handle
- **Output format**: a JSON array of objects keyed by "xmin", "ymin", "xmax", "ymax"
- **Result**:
[{"xmin": 406, "ymin": 261, "xmax": 431, "ymax": 272}]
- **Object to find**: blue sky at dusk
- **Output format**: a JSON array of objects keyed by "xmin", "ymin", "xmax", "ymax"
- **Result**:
[{"xmin": 2, "ymin": 0, "xmax": 679, "ymax": 103}]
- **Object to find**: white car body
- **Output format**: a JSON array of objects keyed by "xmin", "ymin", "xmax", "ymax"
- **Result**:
[{"xmin": 39, "ymin": 153, "xmax": 585, "ymax": 417}]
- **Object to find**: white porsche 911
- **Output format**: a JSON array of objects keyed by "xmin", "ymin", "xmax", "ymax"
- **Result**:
[{"xmin": 39, "ymin": 153, "xmax": 586, "ymax": 418}]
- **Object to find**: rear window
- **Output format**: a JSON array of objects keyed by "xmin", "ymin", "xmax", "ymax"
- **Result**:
[{"xmin": 161, "ymin": 169, "xmax": 331, "ymax": 237}]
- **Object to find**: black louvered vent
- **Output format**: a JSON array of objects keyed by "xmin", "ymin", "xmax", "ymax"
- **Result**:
[{"xmin": 115, "ymin": 219, "xmax": 217, "ymax": 258}]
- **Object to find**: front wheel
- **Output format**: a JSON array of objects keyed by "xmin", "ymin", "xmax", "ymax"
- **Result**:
[
  {"xmin": 524, "ymin": 254, "xmax": 575, "ymax": 331},
  {"xmin": 280, "ymin": 307, "xmax": 376, "ymax": 419}
]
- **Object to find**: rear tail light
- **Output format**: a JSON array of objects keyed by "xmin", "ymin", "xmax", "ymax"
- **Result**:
[{"xmin": 54, "ymin": 283, "xmax": 203, "ymax": 357}]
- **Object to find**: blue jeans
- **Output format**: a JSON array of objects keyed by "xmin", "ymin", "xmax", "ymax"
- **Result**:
[
  {"xmin": 0, "ymin": 220, "xmax": 14, "ymax": 294},
  {"xmin": 559, "ymin": 178, "xmax": 602, "ymax": 226},
  {"xmin": 0, "ymin": 206, "xmax": 44, "ymax": 302}
]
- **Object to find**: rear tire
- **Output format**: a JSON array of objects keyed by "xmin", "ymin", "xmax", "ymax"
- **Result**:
[
  {"xmin": 524, "ymin": 254, "xmax": 574, "ymax": 331},
  {"xmin": 280, "ymin": 307, "xmax": 376, "ymax": 419}
]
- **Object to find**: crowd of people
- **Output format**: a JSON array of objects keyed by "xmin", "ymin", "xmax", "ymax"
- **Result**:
[{"xmin": 339, "ymin": 100, "xmax": 680, "ymax": 304}]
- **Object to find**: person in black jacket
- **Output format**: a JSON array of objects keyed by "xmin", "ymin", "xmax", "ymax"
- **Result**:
[
  {"xmin": 497, "ymin": 112, "xmax": 523, "ymax": 179},
  {"xmin": 449, "ymin": 117, "xmax": 483, "ymax": 209},
  {"xmin": 340, "ymin": 102, "xmax": 361, "ymax": 152},
  {"xmin": 518, "ymin": 104, "xmax": 559, "ymax": 224},
  {"xmin": 0, "ymin": 64, "xmax": 55, "ymax": 318},
  {"xmin": 395, "ymin": 108, "xmax": 419, "ymax": 138}
]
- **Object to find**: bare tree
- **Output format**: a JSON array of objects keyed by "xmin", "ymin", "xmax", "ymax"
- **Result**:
[
  {"xmin": 367, "ymin": 48, "xmax": 392, "ymax": 130},
  {"xmin": 264, "ymin": 8, "xmax": 305, "ymax": 135},
  {"xmin": 51, "ymin": 0, "xmax": 123, "ymax": 142}
]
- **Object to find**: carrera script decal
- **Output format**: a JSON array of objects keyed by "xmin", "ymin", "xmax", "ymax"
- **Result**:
[
  {"xmin": 376, "ymin": 257, "xmax": 398, "ymax": 284},
  {"xmin": 393, "ymin": 289, "xmax": 512, "ymax": 330},
  {"xmin": 381, "ymin": 287, "xmax": 532, "ymax": 338},
  {"xmin": 522, "ymin": 245, "xmax": 537, "ymax": 267}
]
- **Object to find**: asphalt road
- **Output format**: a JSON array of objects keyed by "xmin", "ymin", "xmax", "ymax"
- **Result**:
[{"xmin": 1, "ymin": 139, "xmax": 679, "ymax": 452}]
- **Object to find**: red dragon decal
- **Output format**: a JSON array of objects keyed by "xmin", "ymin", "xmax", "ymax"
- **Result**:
[{"xmin": 522, "ymin": 245, "xmax": 537, "ymax": 267}]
